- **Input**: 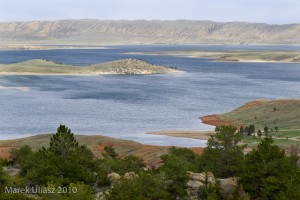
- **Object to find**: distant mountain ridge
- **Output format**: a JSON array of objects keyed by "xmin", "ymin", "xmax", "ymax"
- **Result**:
[{"xmin": 0, "ymin": 19, "xmax": 299, "ymax": 45}]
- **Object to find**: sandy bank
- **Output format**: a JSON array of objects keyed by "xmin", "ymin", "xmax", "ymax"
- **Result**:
[
  {"xmin": 0, "ymin": 85, "xmax": 30, "ymax": 91},
  {"xmin": 146, "ymin": 130, "xmax": 213, "ymax": 140},
  {"xmin": 0, "ymin": 72, "xmax": 116, "ymax": 76}
]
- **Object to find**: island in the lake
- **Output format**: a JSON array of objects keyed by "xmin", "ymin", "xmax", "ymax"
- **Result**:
[{"xmin": 0, "ymin": 58, "xmax": 179, "ymax": 75}]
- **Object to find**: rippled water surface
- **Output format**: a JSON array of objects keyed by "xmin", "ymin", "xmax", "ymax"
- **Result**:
[{"xmin": 0, "ymin": 45, "xmax": 300, "ymax": 146}]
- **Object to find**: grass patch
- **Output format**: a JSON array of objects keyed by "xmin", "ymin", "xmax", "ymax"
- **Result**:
[
  {"xmin": 219, "ymin": 99, "xmax": 300, "ymax": 129},
  {"xmin": 272, "ymin": 130, "xmax": 300, "ymax": 138}
]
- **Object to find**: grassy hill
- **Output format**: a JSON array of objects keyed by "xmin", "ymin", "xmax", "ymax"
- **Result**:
[
  {"xmin": 0, "ymin": 134, "xmax": 203, "ymax": 167},
  {"xmin": 0, "ymin": 58, "xmax": 178, "ymax": 75},
  {"xmin": 0, "ymin": 134, "xmax": 169, "ymax": 167},
  {"xmin": 218, "ymin": 99, "xmax": 300, "ymax": 129},
  {"xmin": 199, "ymin": 99, "xmax": 300, "ymax": 149}
]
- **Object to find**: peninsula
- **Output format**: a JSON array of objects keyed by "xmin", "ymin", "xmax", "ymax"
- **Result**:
[
  {"xmin": 148, "ymin": 99, "xmax": 300, "ymax": 149},
  {"xmin": 0, "ymin": 58, "xmax": 179, "ymax": 75},
  {"xmin": 201, "ymin": 99, "xmax": 300, "ymax": 129}
]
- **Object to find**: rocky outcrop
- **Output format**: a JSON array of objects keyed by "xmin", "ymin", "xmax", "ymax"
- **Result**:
[
  {"xmin": 186, "ymin": 172, "xmax": 241, "ymax": 200},
  {"xmin": 187, "ymin": 171, "xmax": 216, "ymax": 189},
  {"xmin": 107, "ymin": 171, "xmax": 139, "ymax": 183},
  {"xmin": 124, "ymin": 172, "xmax": 138, "ymax": 180},
  {"xmin": 186, "ymin": 172, "xmax": 216, "ymax": 200},
  {"xmin": 88, "ymin": 58, "xmax": 178, "ymax": 74},
  {"xmin": 3, "ymin": 166, "xmax": 20, "ymax": 176},
  {"xmin": 107, "ymin": 172, "xmax": 120, "ymax": 182},
  {"xmin": 218, "ymin": 177, "xmax": 239, "ymax": 198}
]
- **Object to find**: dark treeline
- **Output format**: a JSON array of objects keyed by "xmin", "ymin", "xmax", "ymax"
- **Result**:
[{"xmin": 1, "ymin": 125, "xmax": 300, "ymax": 199}]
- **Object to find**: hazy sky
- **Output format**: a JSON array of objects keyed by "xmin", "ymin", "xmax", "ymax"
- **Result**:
[{"xmin": 0, "ymin": 0, "xmax": 300, "ymax": 24}]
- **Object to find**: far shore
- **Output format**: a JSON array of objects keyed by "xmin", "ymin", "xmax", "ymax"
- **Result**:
[
  {"xmin": 0, "ymin": 44, "xmax": 110, "ymax": 50},
  {"xmin": 124, "ymin": 50, "xmax": 300, "ymax": 63}
]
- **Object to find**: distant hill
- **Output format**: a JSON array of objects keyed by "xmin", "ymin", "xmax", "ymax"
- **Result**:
[
  {"xmin": 202, "ymin": 99, "xmax": 300, "ymax": 129},
  {"xmin": 0, "ymin": 19, "xmax": 299, "ymax": 45},
  {"xmin": 0, "ymin": 58, "xmax": 178, "ymax": 75},
  {"xmin": 0, "ymin": 134, "xmax": 204, "ymax": 167}
]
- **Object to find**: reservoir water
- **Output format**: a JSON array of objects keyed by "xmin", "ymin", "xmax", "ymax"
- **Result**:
[{"xmin": 0, "ymin": 45, "xmax": 300, "ymax": 147}]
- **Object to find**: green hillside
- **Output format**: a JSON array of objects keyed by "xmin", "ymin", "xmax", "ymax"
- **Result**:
[{"xmin": 219, "ymin": 99, "xmax": 300, "ymax": 129}]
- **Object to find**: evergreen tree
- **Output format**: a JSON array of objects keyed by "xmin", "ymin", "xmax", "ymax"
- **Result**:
[
  {"xmin": 264, "ymin": 126, "xmax": 269, "ymax": 133},
  {"xmin": 49, "ymin": 125, "xmax": 79, "ymax": 157},
  {"xmin": 246, "ymin": 124, "xmax": 255, "ymax": 136},
  {"xmin": 161, "ymin": 147, "xmax": 199, "ymax": 197},
  {"xmin": 240, "ymin": 136, "xmax": 300, "ymax": 199},
  {"xmin": 106, "ymin": 172, "xmax": 172, "ymax": 200},
  {"xmin": 21, "ymin": 125, "xmax": 96, "ymax": 186},
  {"xmin": 200, "ymin": 125, "xmax": 246, "ymax": 178},
  {"xmin": 244, "ymin": 126, "xmax": 249, "ymax": 136},
  {"xmin": 257, "ymin": 129, "xmax": 262, "ymax": 138},
  {"xmin": 239, "ymin": 126, "xmax": 244, "ymax": 134}
]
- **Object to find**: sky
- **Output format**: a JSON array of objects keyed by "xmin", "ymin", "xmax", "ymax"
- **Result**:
[{"xmin": 0, "ymin": 0, "xmax": 300, "ymax": 24}]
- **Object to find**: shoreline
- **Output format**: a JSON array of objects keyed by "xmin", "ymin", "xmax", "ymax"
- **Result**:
[
  {"xmin": 0, "ymin": 72, "xmax": 118, "ymax": 76},
  {"xmin": 124, "ymin": 51, "xmax": 300, "ymax": 64},
  {"xmin": 145, "ymin": 115, "xmax": 239, "ymax": 140},
  {"xmin": 146, "ymin": 130, "xmax": 213, "ymax": 140},
  {"xmin": 1, "ymin": 44, "xmax": 300, "ymax": 51},
  {"xmin": 0, "ymin": 71, "xmax": 181, "ymax": 76}
]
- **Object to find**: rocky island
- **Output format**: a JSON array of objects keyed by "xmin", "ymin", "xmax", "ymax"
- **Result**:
[{"xmin": 0, "ymin": 58, "xmax": 179, "ymax": 75}]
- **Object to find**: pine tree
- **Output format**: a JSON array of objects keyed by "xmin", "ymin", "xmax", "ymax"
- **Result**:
[
  {"xmin": 264, "ymin": 126, "xmax": 269, "ymax": 133},
  {"xmin": 257, "ymin": 130, "xmax": 262, "ymax": 138},
  {"xmin": 49, "ymin": 125, "xmax": 79, "ymax": 158},
  {"xmin": 239, "ymin": 126, "xmax": 245, "ymax": 134}
]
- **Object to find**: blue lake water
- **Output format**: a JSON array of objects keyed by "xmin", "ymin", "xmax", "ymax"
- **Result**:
[{"xmin": 0, "ymin": 45, "xmax": 300, "ymax": 147}]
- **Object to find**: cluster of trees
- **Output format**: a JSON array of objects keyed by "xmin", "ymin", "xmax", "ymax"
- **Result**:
[
  {"xmin": 240, "ymin": 124, "xmax": 280, "ymax": 138},
  {"xmin": 1, "ymin": 124, "xmax": 300, "ymax": 199},
  {"xmin": 239, "ymin": 124, "xmax": 255, "ymax": 136}
]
